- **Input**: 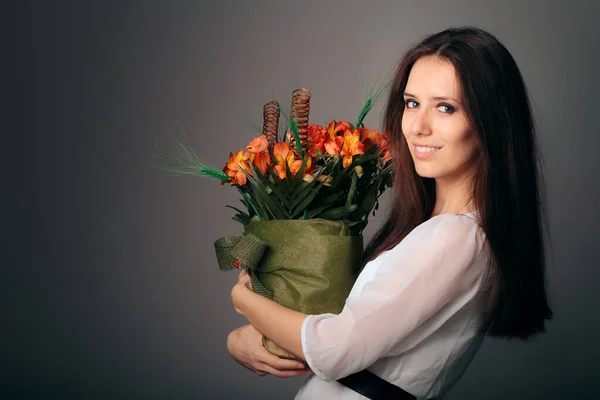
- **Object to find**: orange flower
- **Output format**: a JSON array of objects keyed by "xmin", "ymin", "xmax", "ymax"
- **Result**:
[
  {"xmin": 251, "ymin": 151, "xmax": 272, "ymax": 175},
  {"xmin": 323, "ymin": 120, "xmax": 348, "ymax": 156},
  {"xmin": 273, "ymin": 142, "xmax": 314, "ymax": 179},
  {"xmin": 224, "ymin": 148, "xmax": 252, "ymax": 185},
  {"xmin": 324, "ymin": 137, "xmax": 344, "ymax": 156},
  {"xmin": 378, "ymin": 133, "xmax": 392, "ymax": 162},
  {"xmin": 298, "ymin": 155, "xmax": 317, "ymax": 182},
  {"xmin": 246, "ymin": 135, "xmax": 269, "ymax": 154},
  {"xmin": 358, "ymin": 128, "xmax": 381, "ymax": 151},
  {"xmin": 340, "ymin": 129, "xmax": 365, "ymax": 168},
  {"xmin": 326, "ymin": 120, "xmax": 350, "ymax": 140},
  {"xmin": 356, "ymin": 128, "xmax": 392, "ymax": 163},
  {"xmin": 273, "ymin": 142, "xmax": 303, "ymax": 180},
  {"xmin": 307, "ymin": 124, "xmax": 326, "ymax": 157}
]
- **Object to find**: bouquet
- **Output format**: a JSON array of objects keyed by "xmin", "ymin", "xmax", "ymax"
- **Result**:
[{"xmin": 152, "ymin": 86, "xmax": 393, "ymax": 360}]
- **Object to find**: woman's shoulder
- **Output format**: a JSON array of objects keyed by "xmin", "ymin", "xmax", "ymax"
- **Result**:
[
  {"xmin": 415, "ymin": 211, "xmax": 482, "ymax": 240},
  {"xmin": 368, "ymin": 211, "xmax": 486, "ymax": 265},
  {"xmin": 360, "ymin": 210, "xmax": 491, "ymax": 295},
  {"xmin": 377, "ymin": 211, "xmax": 487, "ymax": 265}
]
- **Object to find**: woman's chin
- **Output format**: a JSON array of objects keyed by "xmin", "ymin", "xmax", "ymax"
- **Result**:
[{"xmin": 414, "ymin": 166, "xmax": 437, "ymax": 178}]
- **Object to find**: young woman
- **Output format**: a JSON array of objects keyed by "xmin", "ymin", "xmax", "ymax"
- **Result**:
[{"xmin": 227, "ymin": 26, "xmax": 553, "ymax": 399}]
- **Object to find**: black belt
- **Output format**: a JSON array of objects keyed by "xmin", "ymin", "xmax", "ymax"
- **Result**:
[{"xmin": 338, "ymin": 369, "xmax": 417, "ymax": 399}]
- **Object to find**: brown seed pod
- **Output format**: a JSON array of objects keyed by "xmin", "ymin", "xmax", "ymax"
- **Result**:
[
  {"xmin": 262, "ymin": 100, "xmax": 280, "ymax": 150},
  {"xmin": 289, "ymin": 88, "xmax": 311, "ymax": 157}
]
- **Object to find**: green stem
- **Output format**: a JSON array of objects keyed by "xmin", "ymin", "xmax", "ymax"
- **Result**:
[
  {"xmin": 345, "ymin": 170, "xmax": 359, "ymax": 212},
  {"xmin": 238, "ymin": 189, "xmax": 263, "ymax": 221}
]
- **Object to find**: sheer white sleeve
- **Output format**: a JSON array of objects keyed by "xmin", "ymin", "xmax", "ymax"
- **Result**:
[{"xmin": 300, "ymin": 215, "xmax": 489, "ymax": 382}]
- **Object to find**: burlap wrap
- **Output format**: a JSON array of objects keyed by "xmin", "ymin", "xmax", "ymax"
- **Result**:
[{"xmin": 215, "ymin": 218, "xmax": 363, "ymax": 360}]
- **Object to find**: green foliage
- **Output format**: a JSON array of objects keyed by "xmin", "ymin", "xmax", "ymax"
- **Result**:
[{"xmin": 227, "ymin": 150, "xmax": 392, "ymax": 235}]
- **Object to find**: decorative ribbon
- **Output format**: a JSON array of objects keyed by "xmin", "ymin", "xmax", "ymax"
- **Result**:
[{"xmin": 214, "ymin": 233, "xmax": 273, "ymax": 300}]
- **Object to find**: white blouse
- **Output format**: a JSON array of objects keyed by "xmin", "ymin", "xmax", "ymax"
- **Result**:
[{"xmin": 295, "ymin": 212, "xmax": 495, "ymax": 399}]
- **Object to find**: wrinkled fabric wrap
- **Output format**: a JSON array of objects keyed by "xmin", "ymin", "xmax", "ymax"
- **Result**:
[
  {"xmin": 214, "ymin": 234, "xmax": 274, "ymax": 299},
  {"xmin": 216, "ymin": 219, "xmax": 363, "ymax": 360}
]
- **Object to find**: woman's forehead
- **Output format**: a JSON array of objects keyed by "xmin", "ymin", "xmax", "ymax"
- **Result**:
[{"xmin": 406, "ymin": 56, "xmax": 463, "ymax": 101}]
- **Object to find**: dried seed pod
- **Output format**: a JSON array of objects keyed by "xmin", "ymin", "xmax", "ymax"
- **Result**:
[
  {"xmin": 289, "ymin": 88, "xmax": 311, "ymax": 157},
  {"xmin": 262, "ymin": 100, "xmax": 280, "ymax": 150}
]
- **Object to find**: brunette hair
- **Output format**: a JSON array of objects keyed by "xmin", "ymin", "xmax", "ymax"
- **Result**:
[{"xmin": 362, "ymin": 26, "xmax": 553, "ymax": 340}]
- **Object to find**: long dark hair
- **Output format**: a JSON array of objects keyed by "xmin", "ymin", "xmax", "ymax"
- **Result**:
[{"xmin": 363, "ymin": 26, "xmax": 553, "ymax": 340}]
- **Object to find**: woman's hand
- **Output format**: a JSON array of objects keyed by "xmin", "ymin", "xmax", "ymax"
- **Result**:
[
  {"xmin": 227, "ymin": 324, "xmax": 312, "ymax": 378},
  {"xmin": 232, "ymin": 269, "xmax": 252, "ymax": 315},
  {"xmin": 236, "ymin": 269, "xmax": 252, "ymax": 291}
]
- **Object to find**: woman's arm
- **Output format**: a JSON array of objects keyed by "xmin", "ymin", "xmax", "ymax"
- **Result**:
[
  {"xmin": 231, "ymin": 270, "xmax": 308, "ymax": 361},
  {"xmin": 227, "ymin": 323, "xmax": 311, "ymax": 377}
]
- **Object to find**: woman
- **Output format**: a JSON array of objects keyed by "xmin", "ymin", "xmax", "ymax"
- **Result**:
[{"xmin": 228, "ymin": 26, "xmax": 553, "ymax": 399}]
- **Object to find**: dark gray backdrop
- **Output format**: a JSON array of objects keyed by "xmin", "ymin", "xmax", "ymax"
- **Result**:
[{"xmin": 6, "ymin": 0, "xmax": 600, "ymax": 398}]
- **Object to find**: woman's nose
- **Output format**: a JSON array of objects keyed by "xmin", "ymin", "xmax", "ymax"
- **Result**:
[{"xmin": 410, "ymin": 108, "xmax": 432, "ymax": 136}]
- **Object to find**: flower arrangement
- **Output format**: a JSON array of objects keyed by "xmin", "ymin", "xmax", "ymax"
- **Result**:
[
  {"xmin": 153, "ymin": 87, "xmax": 393, "ymax": 236},
  {"xmin": 152, "ymin": 84, "xmax": 393, "ymax": 360}
]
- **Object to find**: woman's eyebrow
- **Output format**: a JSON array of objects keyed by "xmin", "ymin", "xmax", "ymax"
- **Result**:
[{"xmin": 403, "ymin": 92, "xmax": 461, "ymax": 103}]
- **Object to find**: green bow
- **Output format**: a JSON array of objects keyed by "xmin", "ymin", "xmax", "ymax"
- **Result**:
[{"xmin": 214, "ymin": 233, "xmax": 273, "ymax": 300}]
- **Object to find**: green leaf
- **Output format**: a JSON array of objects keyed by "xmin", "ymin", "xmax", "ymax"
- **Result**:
[
  {"xmin": 232, "ymin": 214, "xmax": 250, "ymax": 225},
  {"xmin": 322, "ymin": 191, "xmax": 347, "ymax": 206},
  {"xmin": 225, "ymin": 205, "xmax": 249, "ymax": 218},
  {"xmin": 290, "ymin": 167, "xmax": 327, "ymax": 210},
  {"xmin": 292, "ymin": 180, "xmax": 313, "ymax": 197},
  {"xmin": 246, "ymin": 163, "xmax": 290, "ymax": 219},
  {"xmin": 246, "ymin": 174, "xmax": 289, "ymax": 219},
  {"xmin": 351, "ymin": 153, "xmax": 379, "ymax": 167},
  {"xmin": 266, "ymin": 181, "xmax": 289, "ymax": 209},
  {"xmin": 319, "ymin": 204, "xmax": 358, "ymax": 221},
  {"xmin": 237, "ymin": 187, "xmax": 263, "ymax": 221},
  {"xmin": 308, "ymin": 203, "xmax": 336, "ymax": 218},
  {"xmin": 268, "ymin": 168, "xmax": 292, "ymax": 196},
  {"xmin": 291, "ymin": 175, "xmax": 331, "ymax": 218}
]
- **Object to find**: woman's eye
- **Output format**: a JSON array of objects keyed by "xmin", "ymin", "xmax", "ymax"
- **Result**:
[
  {"xmin": 438, "ymin": 104, "xmax": 455, "ymax": 113},
  {"xmin": 405, "ymin": 100, "xmax": 418, "ymax": 109}
]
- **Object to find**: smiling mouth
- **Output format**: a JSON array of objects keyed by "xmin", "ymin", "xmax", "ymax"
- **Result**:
[
  {"xmin": 413, "ymin": 145, "xmax": 441, "ymax": 159},
  {"xmin": 414, "ymin": 145, "xmax": 441, "ymax": 153}
]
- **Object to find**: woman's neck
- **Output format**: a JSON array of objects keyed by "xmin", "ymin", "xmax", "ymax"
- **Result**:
[{"xmin": 431, "ymin": 172, "xmax": 476, "ymax": 216}]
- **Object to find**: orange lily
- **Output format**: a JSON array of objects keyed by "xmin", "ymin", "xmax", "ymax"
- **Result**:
[
  {"xmin": 340, "ymin": 129, "xmax": 365, "ymax": 168},
  {"xmin": 224, "ymin": 148, "xmax": 252, "ymax": 186},
  {"xmin": 324, "ymin": 120, "xmax": 348, "ymax": 156},
  {"xmin": 358, "ymin": 128, "xmax": 381, "ymax": 151},
  {"xmin": 273, "ymin": 142, "xmax": 303, "ymax": 180},
  {"xmin": 326, "ymin": 120, "xmax": 350, "ymax": 139},
  {"xmin": 251, "ymin": 151, "xmax": 272, "ymax": 175}
]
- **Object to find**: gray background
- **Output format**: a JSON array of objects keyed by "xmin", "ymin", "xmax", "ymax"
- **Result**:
[{"xmin": 6, "ymin": 0, "xmax": 600, "ymax": 398}]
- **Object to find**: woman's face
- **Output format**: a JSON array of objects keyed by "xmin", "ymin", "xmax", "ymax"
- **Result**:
[{"xmin": 401, "ymin": 56, "xmax": 479, "ymax": 183}]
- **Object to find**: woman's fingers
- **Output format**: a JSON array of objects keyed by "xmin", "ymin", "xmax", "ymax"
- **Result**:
[
  {"xmin": 258, "ymin": 362, "xmax": 312, "ymax": 378},
  {"xmin": 261, "ymin": 351, "xmax": 307, "ymax": 371}
]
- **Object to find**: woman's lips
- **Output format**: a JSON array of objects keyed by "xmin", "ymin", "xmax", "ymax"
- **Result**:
[{"xmin": 414, "ymin": 145, "xmax": 441, "ymax": 160}]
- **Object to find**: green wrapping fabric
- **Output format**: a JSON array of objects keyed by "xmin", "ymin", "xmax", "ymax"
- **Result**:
[
  {"xmin": 215, "ymin": 218, "xmax": 363, "ymax": 360},
  {"xmin": 214, "ymin": 233, "xmax": 274, "ymax": 299}
]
